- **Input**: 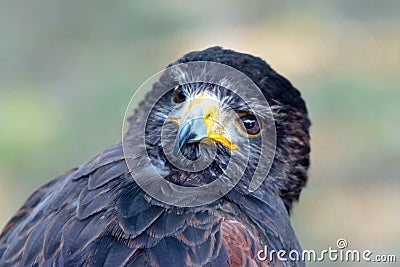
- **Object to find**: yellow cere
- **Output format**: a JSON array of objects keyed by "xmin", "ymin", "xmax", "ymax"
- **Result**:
[
  {"xmin": 170, "ymin": 93, "xmax": 238, "ymax": 151},
  {"xmin": 169, "ymin": 118, "xmax": 180, "ymax": 124}
]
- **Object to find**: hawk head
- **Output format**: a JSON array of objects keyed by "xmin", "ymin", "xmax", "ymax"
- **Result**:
[{"xmin": 126, "ymin": 46, "xmax": 311, "ymax": 212}]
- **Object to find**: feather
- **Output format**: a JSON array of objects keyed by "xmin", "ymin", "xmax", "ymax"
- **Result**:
[
  {"xmin": 150, "ymin": 237, "xmax": 189, "ymax": 267},
  {"xmin": 87, "ymin": 160, "xmax": 128, "ymax": 190},
  {"xmin": 21, "ymin": 219, "xmax": 48, "ymax": 266},
  {"xmin": 147, "ymin": 211, "xmax": 191, "ymax": 238},
  {"xmin": 72, "ymin": 143, "xmax": 124, "ymax": 180},
  {"xmin": 43, "ymin": 211, "xmax": 74, "ymax": 260}
]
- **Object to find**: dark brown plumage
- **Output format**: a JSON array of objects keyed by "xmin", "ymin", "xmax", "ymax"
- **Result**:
[{"xmin": 0, "ymin": 47, "xmax": 310, "ymax": 266}]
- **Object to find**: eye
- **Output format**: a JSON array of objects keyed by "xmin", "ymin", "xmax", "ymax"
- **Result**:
[
  {"xmin": 238, "ymin": 113, "xmax": 261, "ymax": 136},
  {"xmin": 172, "ymin": 86, "xmax": 186, "ymax": 104}
]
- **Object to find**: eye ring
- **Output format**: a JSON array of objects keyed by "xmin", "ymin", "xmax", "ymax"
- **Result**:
[
  {"xmin": 236, "ymin": 112, "xmax": 262, "ymax": 137},
  {"xmin": 171, "ymin": 86, "xmax": 187, "ymax": 104}
]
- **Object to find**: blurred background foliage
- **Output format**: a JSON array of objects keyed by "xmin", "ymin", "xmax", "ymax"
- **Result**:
[{"xmin": 0, "ymin": 1, "xmax": 399, "ymax": 266}]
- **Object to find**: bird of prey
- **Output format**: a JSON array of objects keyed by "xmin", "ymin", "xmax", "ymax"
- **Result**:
[{"xmin": 0, "ymin": 47, "xmax": 311, "ymax": 267}]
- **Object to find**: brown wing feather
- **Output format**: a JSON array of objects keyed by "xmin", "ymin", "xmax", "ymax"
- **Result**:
[{"xmin": 221, "ymin": 219, "xmax": 269, "ymax": 267}]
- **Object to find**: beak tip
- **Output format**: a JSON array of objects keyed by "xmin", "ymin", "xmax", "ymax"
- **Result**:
[{"xmin": 173, "ymin": 117, "xmax": 208, "ymax": 157}]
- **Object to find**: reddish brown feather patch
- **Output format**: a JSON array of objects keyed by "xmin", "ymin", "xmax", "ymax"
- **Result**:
[{"xmin": 221, "ymin": 219, "xmax": 269, "ymax": 267}]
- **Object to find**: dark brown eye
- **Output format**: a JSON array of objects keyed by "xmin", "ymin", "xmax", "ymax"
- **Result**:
[
  {"xmin": 172, "ymin": 86, "xmax": 186, "ymax": 104},
  {"xmin": 238, "ymin": 114, "xmax": 261, "ymax": 136}
]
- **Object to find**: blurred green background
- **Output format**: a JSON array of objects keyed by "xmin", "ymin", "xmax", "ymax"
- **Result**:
[{"xmin": 0, "ymin": 1, "xmax": 399, "ymax": 266}]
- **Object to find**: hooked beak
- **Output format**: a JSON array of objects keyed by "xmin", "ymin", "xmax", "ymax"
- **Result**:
[
  {"xmin": 172, "ymin": 94, "xmax": 237, "ymax": 157},
  {"xmin": 173, "ymin": 115, "xmax": 208, "ymax": 156}
]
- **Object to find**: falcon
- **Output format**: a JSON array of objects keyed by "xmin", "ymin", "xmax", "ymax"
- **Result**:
[{"xmin": 0, "ymin": 47, "xmax": 311, "ymax": 266}]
